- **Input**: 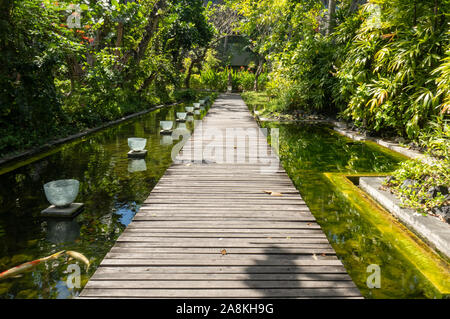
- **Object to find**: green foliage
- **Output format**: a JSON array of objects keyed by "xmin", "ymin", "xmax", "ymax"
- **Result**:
[
  {"xmin": 337, "ymin": 1, "xmax": 449, "ymax": 138},
  {"xmin": 231, "ymin": 0, "xmax": 449, "ymax": 142},
  {"xmin": 173, "ymin": 88, "xmax": 197, "ymax": 102},
  {"xmin": 198, "ymin": 67, "xmax": 267, "ymax": 92},
  {"xmin": 386, "ymin": 159, "xmax": 449, "ymax": 214},
  {"xmin": 0, "ymin": 0, "xmax": 213, "ymax": 157},
  {"xmin": 417, "ymin": 119, "xmax": 450, "ymax": 159}
]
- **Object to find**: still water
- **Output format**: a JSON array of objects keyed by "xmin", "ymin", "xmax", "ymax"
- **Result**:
[
  {"xmin": 0, "ymin": 102, "xmax": 209, "ymax": 299},
  {"xmin": 261, "ymin": 122, "xmax": 440, "ymax": 298}
]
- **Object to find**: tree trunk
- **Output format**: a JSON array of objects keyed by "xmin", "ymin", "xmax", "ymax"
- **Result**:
[
  {"xmin": 253, "ymin": 58, "xmax": 264, "ymax": 92},
  {"xmin": 121, "ymin": 0, "xmax": 167, "ymax": 67},
  {"xmin": 66, "ymin": 55, "xmax": 84, "ymax": 95},
  {"xmin": 185, "ymin": 60, "xmax": 195, "ymax": 89},
  {"xmin": 433, "ymin": 0, "xmax": 439, "ymax": 31},
  {"xmin": 115, "ymin": 21, "xmax": 124, "ymax": 57},
  {"xmin": 348, "ymin": 0, "xmax": 367, "ymax": 13},
  {"xmin": 138, "ymin": 72, "xmax": 156, "ymax": 94},
  {"xmin": 326, "ymin": 0, "xmax": 336, "ymax": 36}
]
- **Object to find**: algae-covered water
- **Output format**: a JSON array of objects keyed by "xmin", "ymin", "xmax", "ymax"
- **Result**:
[
  {"xmin": 261, "ymin": 122, "xmax": 443, "ymax": 299},
  {"xmin": 0, "ymin": 102, "xmax": 209, "ymax": 299}
]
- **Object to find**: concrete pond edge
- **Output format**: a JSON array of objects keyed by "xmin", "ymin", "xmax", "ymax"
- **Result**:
[
  {"xmin": 0, "ymin": 104, "xmax": 173, "ymax": 172},
  {"xmin": 360, "ymin": 176, "xmax": 450, "ymax": 260},
  {"xmin": 332, "ymin": 122, "xmax": 435, "ymax": 165}
]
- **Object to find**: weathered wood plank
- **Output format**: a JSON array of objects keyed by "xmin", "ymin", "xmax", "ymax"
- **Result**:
[
  {"xmin": 113, "ymin": 242, "xmax": 334, "ymax": 248},
  {"xmin": 80, "ymin": 288, "xmax": 362, "ymax": 298},
  {"xmin": 108, "ymin": 247, "xmax": 336, "ymax": 255},
  {"xmin": 91, "ymin": 265, "xmax": 349, "ymax": 274},
  {"xmin": 88, "ymin": 273, "xmax": 348, "ymax": 281},
  {"xmin": 84, "ymin": 280, "xmax": 356, "ymax": 289},
  {"xmin": 98, "ymin": 258, "xmax": 343, "ymax": 266}
]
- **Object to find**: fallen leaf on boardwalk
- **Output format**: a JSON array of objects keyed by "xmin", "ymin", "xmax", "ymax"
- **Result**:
[
  {"xmin": 321, "ymin": 253, "xmax": 326, "ymax": 257},
  {"xmin": 221, "ymin": 249, "xmax": 227, "ymax": 255},
  {"xmin": 263, "ymin": 190, "xmax": 283, "ymax": 196},
  {"xmin": 312, "ymin": 254, "xmax": 318, "ymax": 260},
  {"xmin": 286, "ymin": 236, "xmax": 291, "ymax": 240},
  {"xmin": 307, "ymin": 223, "xmax": 312, "ymax": 226},
  {"xmin": 270, "ymin": 192, "xmax": 282, "ymax": 196}
]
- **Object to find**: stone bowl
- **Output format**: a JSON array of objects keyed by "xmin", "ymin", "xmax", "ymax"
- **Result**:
[
  {"xmin": 44, "ymin": 179, "xmax": 80, "ymax": 208},
  {"xmin": 177, "ymin": 112, "xmax": 187, "ymax": 120},
  {"xmin": 185, "ymin": 106, "xmax": 194, "ymax": 113},
  {"xmin": 128, "ymin": 137, "xmax": 147, "ymax": 151},
  {"xmin": 160, "ymin": 121, "xmax": 174, "ymax": 131},
  {"xmin": 193, "ymin": 103, "xmax": 200, "ymax": 109},
  {"xmin": 199, "ymin": 100, "xmax": 206, "ymax": 105}
]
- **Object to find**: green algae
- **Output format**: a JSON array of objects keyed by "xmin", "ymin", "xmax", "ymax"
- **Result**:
[
  {"xmin": 325, "ymin": 173, "xmax": 450, "ymax": 298},
  {"xmin": 261, "ymin": 122, "xmax": 449, "ymax": 298}
]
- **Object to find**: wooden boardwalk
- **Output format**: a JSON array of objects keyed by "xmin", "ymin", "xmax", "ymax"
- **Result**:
[{"xmin": 79, "ymin": 94, "xmax": 362, "ymax": 299}]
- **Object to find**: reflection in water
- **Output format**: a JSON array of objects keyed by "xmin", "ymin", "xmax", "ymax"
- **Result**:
[
  {"xmin": 160, "ymin": 135, "xmax": 173, "ymax": 146},
  {"xmin": 45, "ymin": 218, "xmax": 80, "ymax": 244},
  {"xmin": 127, "ymin": 159, "xmax": 147, "ymax": 172}
]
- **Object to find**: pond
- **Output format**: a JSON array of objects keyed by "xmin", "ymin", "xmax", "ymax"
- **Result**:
[
  {"xmin": 0, "ymin": 101, "xmax": 210, "ymax": 299},
  {"xmin": 261, "ymin": 122, "xmax": 441, "ymax": 298}
]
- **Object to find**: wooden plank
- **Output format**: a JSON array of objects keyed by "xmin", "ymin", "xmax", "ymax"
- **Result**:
[
  {"xmin": 88, "ymin": 273, "xmax": 349, "ymax": 281},
  {"xmin": 91, "ymin": 265, "xmax": 350, "ymax": 274},
  {"xmin": 131, "ymin": 216, "xmax": 316, "ymax": 222},
  {"xmin": 84, "ymin": 280, "xmax": 356, "ymax": 289},
  {"xmin": 113, "ymin": 242, "xmax": 334, "ymax": 248},
  {"xmin": 123, "ymin": 221, "xmax": 321, "ymax": 228},
  {"xmin": 80, "ymin": 288, "xmax": 362, "ymax": 298},
  {"xmin": 98, "ymin": 259, "xmax": 343, "ymax": 266},
  {"xmin": 122, "ymin": 228, "xmax": 325, "ymax": 235},
  {"xmin": 104, "ymin": 253, "xmax": 336, "ymax": 260},
  {"xmin": 108, "ymin": 247, "xmax": 336, "ymax": 255}
]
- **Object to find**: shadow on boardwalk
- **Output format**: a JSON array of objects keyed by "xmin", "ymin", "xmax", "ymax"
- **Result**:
[{"xmin": 243, "ymin": 245, "xmax": 354, "ymax": 298}]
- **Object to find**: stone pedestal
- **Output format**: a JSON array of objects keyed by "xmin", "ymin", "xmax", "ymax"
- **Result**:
[
  {"xmin": 160, "ymin": 130, "xmax": 173, "ymax": 135},
  {"xmin": 41, "ymin": 203, "xmax": 84, "ymax": 218},
  {"xmin": 127, "ymin": 150, "xmax": 148, "ymax": 158}
]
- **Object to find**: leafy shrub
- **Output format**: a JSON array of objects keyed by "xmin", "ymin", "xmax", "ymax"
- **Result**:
[
  {"xmin": 385, "ymin": 159, "xmax": 449, "ymax": 214},
  {"xmin": 174, "ymin": 89, "xmax": 198, "ymax": 102}
]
